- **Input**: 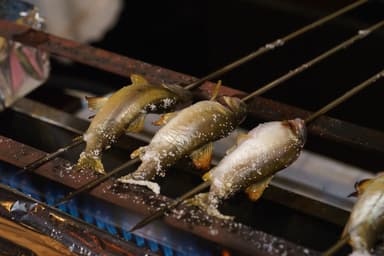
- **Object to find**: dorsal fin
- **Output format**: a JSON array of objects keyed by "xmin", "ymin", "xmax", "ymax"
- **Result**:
[
  {"xmin": 85, "ymin": 96, "xmax": 109, "ymax": 111},
  {"xmin": 130, "ymin": 74, "xmax": 149, "ymax": 86},
  {"xmin": 210, "ymin": 80, "xmax": 222, "ymax": 101}
]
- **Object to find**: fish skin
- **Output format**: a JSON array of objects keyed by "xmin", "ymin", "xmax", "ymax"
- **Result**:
[
  {"xmin": 343, "ymin": 174, "xmax": 384, "ymax": 255},
  {"xmin": 77, "ymin": 76, "xmax": 192, "ymax": 174},
  {"xmin": 118, "ymin": 97, "xmax": 247, "ymax": 190},
  {"xmin": 191, "ymin": 119, "xmax": 306, "ymax": 219}
]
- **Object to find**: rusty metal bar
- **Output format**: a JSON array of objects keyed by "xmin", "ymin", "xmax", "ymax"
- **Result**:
[
  {"xmin": 0, "ymin": 19, "xmax": 196, "ymax": 86},
  {"xmin": 0, "ymin": 184, "xmax": 157, "ymax": 256},
  {"xmin": 0, "ymin": 135, "xmax": 319, "ymax": 256},
  {"xmin": 1, "ymin": 18, "xmax": 384, "ymax": 154}
]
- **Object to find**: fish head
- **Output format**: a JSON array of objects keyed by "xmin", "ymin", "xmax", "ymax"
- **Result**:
[
  {"xmin": 283, "ymin": 118, "xmax": 307, "ymax": 145},
  {"xmin": 161, "ymin": 83, "xmax": 193, "ymax": 109},
  {"xmin": 220, "ymin": 96, "xmax": 247, "ymax": 124}
]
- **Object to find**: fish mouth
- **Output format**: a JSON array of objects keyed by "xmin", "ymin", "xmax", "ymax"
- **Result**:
[{"xmin": 285, "ymin": 118, "xmax": 307, "ymax": 144}]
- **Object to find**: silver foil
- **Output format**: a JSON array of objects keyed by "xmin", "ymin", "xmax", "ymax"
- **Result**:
[{"xmin": 0, "ymin": 0, "xmax": 49, "ymax": 110}]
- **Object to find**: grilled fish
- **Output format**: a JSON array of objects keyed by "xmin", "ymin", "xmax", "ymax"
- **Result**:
[
  {"xmin": 77, "ymin": 74, "xmax": 192, "ymax": 174},
  {"xmin": 342, "ymin": 174, "xmax": 384, "ymax": 256},
  {"xmin": 118, "ymin": 96, "xmax": 247, "ymax": 193},
  {"xmin": 189, "ymin": 119, "xmax": 306, "ymax": 219}
]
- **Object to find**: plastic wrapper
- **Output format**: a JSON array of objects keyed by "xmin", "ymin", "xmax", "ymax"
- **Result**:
[{"xmin": 0, "ymin": 0, "xmax": 49, "ymax": 110}]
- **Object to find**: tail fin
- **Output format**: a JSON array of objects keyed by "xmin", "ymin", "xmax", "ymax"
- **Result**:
[{"xmin": 76, "ymin": 152, "xmax": 105, "ymax": 174}]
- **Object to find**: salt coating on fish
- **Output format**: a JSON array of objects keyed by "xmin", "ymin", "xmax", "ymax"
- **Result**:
[
  {"xmin": 188, "ymin": 119, "xmax": 306, "ymax": 219},
  {"xmin": 118, "ymin": 97, "xmax": 247, "ymax": 193},
  {"xmin": 343, "ymin": 174, "xmax": 384, "ymax": 255},
  {"xmin": 76, "ymin": 74, "xmax": 192, "ymax": 174}
]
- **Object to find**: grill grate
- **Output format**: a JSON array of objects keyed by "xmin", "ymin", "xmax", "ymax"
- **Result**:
[
  {"xmin": 0, "ymin": 162, "xmax": 191, "ymax": 256},
  {"xmin": 0, "ymin": 1, "xmax": 384, "ymax": 255}
]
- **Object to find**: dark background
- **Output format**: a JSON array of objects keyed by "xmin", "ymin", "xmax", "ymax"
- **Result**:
[
  {"xmin": 44, "ymin": 0, "xmax": 384, "ymax": 129},
  {"xmin": 31, "ymin": 0, "xmax": 384, "ymax": 170}
]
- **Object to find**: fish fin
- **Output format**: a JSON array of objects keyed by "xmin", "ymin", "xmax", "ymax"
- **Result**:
[
  {"xmin": 152, "ymin": 112, "xmax": 178, "ymax": 126},
  {"xmin": 202, "ymin": 171, "xmax": 212, "ymax": 181},
  {"xmin": 130, "ymin": 74, "xmax": 149, "ymax": 86},
  {"xmin": 210, "ymin": 80, "xmax": 222, "ymax": 101},
  {"xmin": 126, "ymin": 114, "xmax": 146, "ymax": 133},
  {"xmin": 190, "ymin": 143, "xmax": 213, "ymax": 170},
  {"xmin": 185, "ymin": 193, "xmax": 234, "ymax": 220},
  {"xmin": 118, "ymin": 175, "xmax": 161, "ymax": 194},
  {"xmin": 76, "ymin": 153, "xmax": 105, "ymax": 174},
  {"xmin": 130, "ymin": 146, "xmax": 147, "ymax": 159},
  {"xmin": 245, "ymin": 176, "xmax": 274, "ymax": 201},
  {"xmin": 236, "ymin": 132, "xmax": 251, "ymax": 145},
  {"xmin": 225, "ymin": 144, "xmax": 237, "ymax": 156},
  {"xmin": 85, "ymin": 96, "xmax": 109, "ymax": 111},
  {"xmin": 225, "ymin": 132, "xmax": 249, "ymax": 155},
  {"xmin": 347, "ymin": 191, "xmax": 358, "ymax": 198},
  {"xmin": 0, "ymin": 38, "xmax": 8, "ymax": 62},
  {"xmin": 354, "ymin": 178, "xmax": 373, "ymax": 195}
]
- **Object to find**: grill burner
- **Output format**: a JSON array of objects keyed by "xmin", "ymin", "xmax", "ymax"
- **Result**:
[{"xmin": 0, "ymin": 0, "xmax": 384, "ymax": 255}]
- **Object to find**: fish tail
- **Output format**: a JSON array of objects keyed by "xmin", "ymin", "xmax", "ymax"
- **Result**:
[
  {"xmin": 76, "ymin": 152, "xmax": 105, "ymax": 174},
  {"xmin": 185, "ymin": 193, "xmax": 234, "ymax": 220},
  {"xmin": 117, "ymin": 161, "xmax": 160, "ymax": 193}
]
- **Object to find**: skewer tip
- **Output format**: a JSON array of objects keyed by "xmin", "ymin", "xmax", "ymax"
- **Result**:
[{"xmin": 53, "ymin": 195, "xmax": 71, "ymax": 207}]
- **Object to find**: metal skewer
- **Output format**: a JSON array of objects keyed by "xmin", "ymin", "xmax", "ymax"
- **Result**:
[
  {"xmin": 128, "ymin": 69, "xmax": 384, "ymax": 233},
  {"xmin": 322, "ymin": 235, "xmax": 350, "ymax": 256},
  {"xmin": 15, "ymin": 136, "xmax": 84, "ymax": 175},
  {"xmin": 14, "ymin": 1, "xmax": 368, "ymax": 174},
  {"xmin": 185, "ymin": 0, "xmax": 370, "ymax": 90},
  {"xmin": 241, "ymin": 19, "xmax": 384, "ymax": 102},
  {"xmin": 53, "ymin": 19, "xmax": 384, "ymax": 213}
]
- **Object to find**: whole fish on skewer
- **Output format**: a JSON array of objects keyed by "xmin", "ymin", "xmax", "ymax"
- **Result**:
[
  {"xmin": 341, "ymin": 173, "xmax": 384, "ymax": 256},
  {"xmin": 76, "ymin": 74, "xmax": 192, "ymax": 174},
  {"xmin": 188, "ymin": 119, "xmax": 306, "ymax": 219},
  {"xmin": 118, "ymin": 95, "xmax": 247, "ymax": 194}
]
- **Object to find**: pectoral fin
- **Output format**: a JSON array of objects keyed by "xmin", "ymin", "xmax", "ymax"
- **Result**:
[
  {"xmin": 210, "ymin": 80, "xmax": 222, "ymax": 101},
  {"xmin": 352, "ymin": 178, "xmax": 373, "ymax": 196},
  {"xmin": 130, "ymin": 74, "xmax": 149, "ymax": 86},
  {"xmin": 202, "ymin": 171, "xmax": 212, "ymax": 181},
  {"xmin": 126, "ymin": 114, "xmax": 146, "ymax": 133},
  {"xmin": 130, "ymin": 146, "xmax": 147, "ymax": 159},
  {"xmin": 190, "ymin": 143, "xmax": 213, "ymax": 170},
  {"xmin": 85, "ymin": 96, "xmax": 109, "ymax": 111},
  {"xmin": 245, "ymin": 176, "xmax": 274, "ymax": 201},
  {"xmin": 226, "ymin": 132, "xmax": 249, "ymax": 155},
  {"xmin": 152, "ymin": 112, "xmax": 178, "ymax": 126},
  {"xmin": 236, "ymin": 132, "xmax": 250, "ymax": 145}
]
